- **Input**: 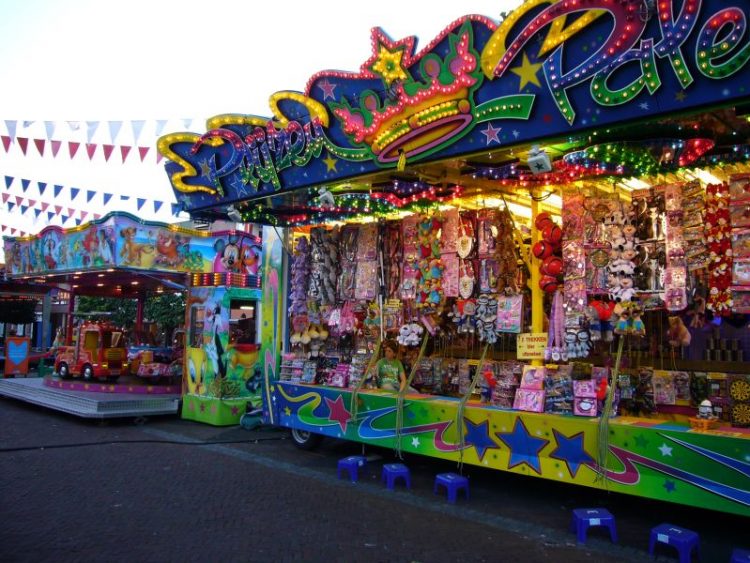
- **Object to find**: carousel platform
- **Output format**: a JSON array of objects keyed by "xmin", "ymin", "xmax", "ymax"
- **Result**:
[{"xmin": 0, "ymin": 377, "xmax": 180, "ymax": 419}]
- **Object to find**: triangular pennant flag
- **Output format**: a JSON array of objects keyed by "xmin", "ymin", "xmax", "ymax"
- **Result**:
[
  {"xmin": 86, "ymin": 120, "xmax": 99, "ymax": 143},
  {"xmin": 120, "ymin": 195, "xmax": 130, "ymax": 200},
  {"xmin": 131, "ymin": 120, "xmax": 146, "ymax": 144},
  {"xmin": 137, "ymin": 198, "xmax": 146, "ymax": 210},
  {"xmin": 138, "ymin": 146, "xmax": 150, "ymax": 161},
  {"xmin": 15, "ymin": 195, "xmax": 23, "ymax": 205},
  {"xmin": 70, "ymin": 187, "xmax": 79, "ymax": 201},
  {"xmin": 155, "ymin": 119, "xmax": 168, "ymax": 136},
  {"xmin": 67, "ymin": 207, "xmax": 74, "ymax": 216},
  {"xmin": 37, "ymin": 182, "xmax": 47, "ymax": 195},
  {"xmin": 22, "ymin": 120, "xmax": 34, "ymax": 128},
  {"xmin": 153, "ymin": 200, "xmax": 163, "ymax": 213},
  {"xmin": 8, "ymin": 203, "xmax": 15, "ymax": 212},
  {"xmin": 40, "ymin": 202, "xmax": 49, "ymax": 211},
  {"xmin": 102, "ymin": 144, "xmax": 114, "ymax": 161},
  {"xmin": 51, "ymin": 139, "xmax": 61, "ymax": 157},
  {"xmin": 44, "ymin": 121, "xmax": 56, "ymax": 140},
  {"xmin": 21, "ymin": 179, "xmax": 30, "ymax": 192},
  {"xmin": 181, "ymin": 118, "xmax": 193, "ymax": 129},
  {"xmin": 120, "ymin": 145, "xmax": 131, "ymax": 163},
  {"xmin": 54, "ymin": 185, "xmax": 63, "ymax": 197},
  {"xmin": 171, "ymin": 203, "xmax": 181, "ymax": 215},
  {"xmin": 4, "ymin": 175, "xmax": 13, "ymax": 189},
  {"xmin": 156, "ymin": 152, "xmax": 164, "ymax": 164},
  {"xmin": 0, "ymin": 226, "xmax": 5, "ymax": 233},
  {"xmin": 75, "ymin": 218, "xmax": 82, "ymax": 226},
  {"xmin": 86, "ymin": 190, "xmax": 96, "ymax": 202},
  {"xmin": 68, "ymin": 141, "xmax": 80, "ymax": 159},
  {"xmin": 17, "ymin": 137, "xmax": 28, "ymax": 155},
  {"xmin": 85, "ymin": 143, "xmax": 97, "ymax": 160},
  {"xmin": 54, "ymin": 205, "xmax": 62, "ymax": 214},
  {"xmin": 80, "ymin": 211, "xmax": 88, "ymax": 221},
  {"xmin": 5, "ymin": 120, "xmax": 17, "ymax": 141},
  {"xmin": 103, "ymin": 192, "xmax": 113, "ymax": 206},
  {"xmin": 47, "ymin": 211, "xmax": 54, "ymax": 221},
  {"xmin": 34, "ymin": 208, "xmax": 42, "ymax": 218},
  {"xmin": 1, "ymin": 135, "xmax": 11, "ymax": 152},
  {"xmin": 27, "ymin": 199, "xmax": 36, "ymax": 207},
  {"xmin": 107, "ymin": 121, "xmax": 123, "ymax": 143},
  {"xmin": 93, "ymin": 213, "xmax": 101, "ymax": 220},
  {"xmin": 20, "ymin": 205, "xmax": 28, "ymax": 214},
  {"xmin": 34, "ymin": 138, "xmax": 45, "ymax": 156},
  {"xmin": 60, "ymin": 215, "xmax": 68, "ymax": 224},
  {"xmin": 10, "ymin": 228, "xmax": 16, "ymax": 235},
  {"xmin": 1, "ymin": 193, "xmax": 8, "ymax": 204},
  {"xmin": 67, "ymin": 121, "xmax": 80, "ymax": 132}
]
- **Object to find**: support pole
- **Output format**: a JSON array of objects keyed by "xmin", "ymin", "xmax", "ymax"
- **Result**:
[
  {"xmin": 65, "ymin": 290, "xmax": 75, "ymax": 346},
  {"xmin": 135, "ymin": 291, "xmax": 145, "ymax": 333},
  {"xmin": 529, "ymin": 191, "xmax": 543, "ymax": 366}
]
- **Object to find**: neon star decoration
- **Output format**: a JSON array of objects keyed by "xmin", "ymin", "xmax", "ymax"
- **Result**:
[
  {"xmin": 368, "ymin": 36, "xmax": 412, "ymax": 87},
  {"xmin": 510, "ymin": 53, "xmax": 542, "ymax": 90},
  {"xmin": 322, "ymin": 154, "xmax": 338, "ymax": 172}
]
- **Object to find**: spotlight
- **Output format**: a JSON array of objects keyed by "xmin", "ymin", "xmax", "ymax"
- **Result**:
[{"xmin": 227, "ymin": 204, "xmax": 242, "ymax": 223}]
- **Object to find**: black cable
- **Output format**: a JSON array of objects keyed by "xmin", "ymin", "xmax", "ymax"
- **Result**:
[{"xmin": 0, "ymin": 435, "xmax": 287, "ymax": 453}]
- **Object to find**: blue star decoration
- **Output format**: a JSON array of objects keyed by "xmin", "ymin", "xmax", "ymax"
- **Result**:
[
  {"xmin": 495, "ymin": 418, "xmax": 549, "ymax": 475},
  {"xmin": 663, "ymin": 479, "xmax": 676, "ymax": 493},
  {"xmin": 463, "ymin": 417, "xmax": 499, "ymax": 461},
  {"xmin": 549, "ymin": 429, "xmax": 595, "ymax": 478}
]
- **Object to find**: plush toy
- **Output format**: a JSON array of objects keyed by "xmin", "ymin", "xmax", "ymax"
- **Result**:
[
  {"xmin": 480, "ymin": 367, "xmax": 497, "ymax": 403},
  {"xmin": 667, "ymin": 316, "xmax": 691, "ymax": 347},
  {"xmin": 397, "ymin": 322, "xmax": 424, "ymax": 346}
]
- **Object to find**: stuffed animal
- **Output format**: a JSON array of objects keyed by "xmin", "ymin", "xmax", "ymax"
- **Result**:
[{"xmin": 667, "ymin": 316, "xmax": 691, "ymax": 347}]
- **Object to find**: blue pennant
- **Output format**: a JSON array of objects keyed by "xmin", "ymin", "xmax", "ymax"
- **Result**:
[
  {"xmin": 21, "ymin": 178, "xmax": 30, "ymax": 192},
  {"xmin": 37, "ymin": 182, "xmax": 47, "ymax": 195}
]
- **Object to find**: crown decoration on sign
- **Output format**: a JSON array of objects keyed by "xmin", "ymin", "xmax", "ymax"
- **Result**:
[{"xmin": 329, "ymin": 21, "xmax": 483, "ymax": 165}]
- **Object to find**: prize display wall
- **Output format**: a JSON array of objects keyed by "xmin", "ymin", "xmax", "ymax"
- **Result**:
[{"xmin": 159, "ymin": 0, "xmax": 750, "ymax": 515}]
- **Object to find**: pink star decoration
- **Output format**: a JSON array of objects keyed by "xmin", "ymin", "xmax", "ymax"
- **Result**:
[{"xmin": 325, "ymin": 395, "xmax": 352, "ymax": 433}]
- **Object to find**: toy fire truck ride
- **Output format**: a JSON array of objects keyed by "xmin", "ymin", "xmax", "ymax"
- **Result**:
[{"xmin": 54, "ymin": 321, "xmax": 128, "ymax": 381}]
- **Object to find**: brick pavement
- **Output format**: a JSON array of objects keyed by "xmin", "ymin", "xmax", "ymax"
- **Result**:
[{"xmin": 0, "ymin": 396, "xmax": 744, "ymax": 562}]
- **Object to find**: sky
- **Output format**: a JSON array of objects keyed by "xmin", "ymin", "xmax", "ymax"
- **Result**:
[{"xmin": 0, "ymin": 0, "xmax": 520, "ymax": 260}]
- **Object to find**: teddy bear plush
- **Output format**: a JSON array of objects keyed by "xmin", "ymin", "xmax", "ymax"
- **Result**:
[{"xmin": 667, "ymin": 316, "xmax": 691, "ymax": 347}]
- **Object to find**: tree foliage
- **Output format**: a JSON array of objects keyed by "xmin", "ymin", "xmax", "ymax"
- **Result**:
[{"xmin": 77, "ymin": 293, "xmax": 185, "ymax": 334}]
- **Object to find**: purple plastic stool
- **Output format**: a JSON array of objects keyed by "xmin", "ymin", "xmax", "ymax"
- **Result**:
[
  {"xmin": 648, "ymin": 523, "xmax": 700, "ymax": 563},
  {"xmin": 382, "ymin": 463, "xmax": 411, "ymax": 490},
  {"xmin": 570, "ymin": 508, "xmax": 618, "ymax": 544},
  {"xmin": 337, "ymin": 455, "xmax": 367, "ymax": 482},
  {"xmin": 731, "ymin": 548, "xmax": 750, "ymax": 562},
  {"xmin": 434, "ymin": 472, "xmax": 469, "ymax": 503}
]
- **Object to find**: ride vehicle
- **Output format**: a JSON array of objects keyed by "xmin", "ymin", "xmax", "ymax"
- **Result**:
[
  {"xmin": 128, "ymin": 328, "xmax": 185, "ymax": 385},
  {"xmin": 54, "ymin": 321, "xmax": 127, "ymax": 381}
]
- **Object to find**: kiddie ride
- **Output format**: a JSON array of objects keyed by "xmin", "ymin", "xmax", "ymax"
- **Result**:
[{"xmin": 54, "ymin": 321, "xmax": 127, "ymax": 382}]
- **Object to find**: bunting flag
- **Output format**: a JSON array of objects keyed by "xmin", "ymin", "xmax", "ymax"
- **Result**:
[
  {"xmin": 80, "ymin": 210, "xmax": 88, "ymax": 221},
  {"xmin": 137, "ymin": 198, "xmax": 146, "ymax": 210},
  {"xmin": 131, "ymin": 120, "xmax": 145, "ymax": 144},
  {"xmin": 86, "ymin": 120, "xmax": 99, "ymax": 143},
  {"xmin": 54, "ymin": 205, "xmax": 62, "ymax": 214},
  {"xmin": 15, "ymin": 195, "xmax": 23, "ymax": 205},
  {"xmin": 34, "ymin": 138, "xmax": 45, "ymax": 156},
  {"xmin": 34, "ymin": 208, "xmax": 42, "ymax": 218},
  {"xmin": 103, "ymin": 192, "xmax": 113, "ymax": 206},
  {"xmin": 68, "ymin": 141, "xmax": 80, "ymax": 159},
  {"xmin": 27, "ymin": 198, "xmax": 36, "ymax": 207},
  {"xmin": 93, "ymin": 213, "xmax": 101, "ymax": 220},
  {"xmin": 120, "ymin": 195, "xmax": 130, "ymax": 200},
  {"xmin": 75, "ymin": 218, "xmax": 82, "ymax": 226},
  {"xmin": 40, "ymin": 202, "xmax": 49, "ymax": 211},
  {"xmin": 171, "ymin": 203, "xmax": 181, "ymax": 215},
  {"xmin": 60, "ymin": 215, "xmax": 68, "ymax": 224},
  {"xmin": 10, "ymin": 228, "xmax": 16, "ymax": 235},
  {"xmin": 1, "ymin": 193, "xmax": 8, "ymax": 204},
  {"xmin": 155, "ymin": 119, "xmax": 168, "ymax": 136},
  {"xmin": 156, "ymin": 152, "xmax": 164, "ymax": 164},
  {"xmin": 181, "ymin": 118, "xmax": 193, "ymax": 129},
  {"xmin": 8, "ymin": 202, "xmax": 15, "ymax": 211},
  {"xmin": 22, "ymin": 120, "xmax": 34, "ymax": 128},
  {"xmin": 85, "ymin": 143, "xmax": 97, "ymax": 160},
  {"xmin": 17, "ymin": 137, "xmax": 28, "ymax": 155},
  {"xmin": 108, "ymin": 120, "xmax": 123, "ymax": 143},
  {"xmin": 70, "ymin": 187, "xmax": 80, "ymax": 200},
  {"xmin": 20, "ymin": 205, "xmax": 28, "ymax": 214},
  {"xmin": 102, "ymin": 144, "xmax": 114, "ymax": 162},
  {"xmin": 44, "ymin": 121, "xmax": 56, "ymax": 140},
  {"xmin": 120, "ymin": 145, "xmax": 131, "ymax": 163},
  {"xmin": 138, "ymin": 146, "xmax": 149, "ymax": 162},
  {"xmin": 54, "ymin": 185, "xmax": 63, "ymax": 197},
  {"xmin": 47, "ymin": 211, "xmax": 54, "ymax": 221},
  {"xmin": 67, "ymin": 121, "xmax": 80, "ymax": 132},
  {"xmin": 50, "ymin": 139, "xmax": 61, "ymax": 157},
  {"xmin": 21, "ymin": 179, "xmax": 30, "ymax": 192},
  {"xmin": 1, "ymin": 135, "xmax": 11, "ymax": 152},
  {"xmin": 5, "ymin": 176, "xmax": 13, "ymax": 189},
  {"xmin": 67, "ymin": 207, "xmax": 74, "ymax": 216},
  {"xmin": 37, "ymin": 181, "xmax": 47, "ymax": 195},
  {"xmin": 5, "ymin": 120, "xmax": 17, "ymax": 141},
  {"xmin": 86, "ymin": 190, "xmax": 96, "ymax": 203},
  {"xmin": 153, "ymin": 200, "xmax": 163, "ymax": 213}
]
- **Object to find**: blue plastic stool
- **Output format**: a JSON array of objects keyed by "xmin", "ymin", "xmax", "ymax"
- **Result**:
[
  {"xmin": 382, "ymin": 463, "xmax": 411, "ymax": 490},
  {"xmin": 337, "ymin": 455, "xmax": 367, "ymax": 482},
  {"xmin": 731, "ymin": 548, "xmax": 750, "ymax": 562},
  {"xmin": 648, "ymin": 523, "xmax": 700, "ymax": 563},
  {"xmin": 570, "ymin": 508, "xmax": 618, "ymax": 544},
  {"xmin": 434, "ymin": 472, "xmax": 469, "ymax": 503}
]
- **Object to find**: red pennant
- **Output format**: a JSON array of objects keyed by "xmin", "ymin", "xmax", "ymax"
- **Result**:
[
  {"xmin": 15, "ymin": 196, "xmax": 23, "ymax": 205},
  {"xmin": 27, "ymin": 199, "xmax": 36, "ymax": 207},
  {"xmin": 102, "ymin": 144, "xmax": 114, "ymax": 162},
  {"xmin": 10, "ymin": 228, "xmax": 16, "ymax": 235},
  {"xmin": 86, "ymin": 143, "xmax": 97, "ymax": 160},
  {"xmin": 51, "ymin": 140, "xmax": 62, "ymax": 157},
  {"xmin": 93, "ymin": 213, "xmax": 101, "ymax": 220},
  {"xmin": 69, "ymin": 141, "xmax": 80, "ymax": 159},
  {"xmin": 17, "ymin": 137, "xmax": 28, "ymax": 155},
  {"xmin": 156, "ymin": 152, "xmax": 164, "ymax": 164},
  {"xmin": 54, "ymin": 205, "xmax": 62, "ymax": 214},
  {"xmin": 0, "ymin": 226, "xmax": 5, "ymax": 233},
  {"xmin": 80, "ymin": 210, "xmax": 88, "ymax": 220},
  {"xmin": 120, "ymin": 145, "xmax": 131, "ymax": 162},
  {"xmin": 41, "ymin": 202, "xmax": 49, "ymax": 211},
  {"xmin": 34, "ymin": 138, "xmax": 45, "ymax": 156},
  {"xmin": 1, "ymin": 193, "xmax": 8, "ymax": 203},
  {"xmin": 67, "ymin": 207, "xmax": 74, "ymax": 216},
  {"xmin": 138, "ymin": 146, "xmax": 149, "ymax": 161},
  {"xmin": 2, "ymin": 135, "xmax": 12, "ymax": 152}
]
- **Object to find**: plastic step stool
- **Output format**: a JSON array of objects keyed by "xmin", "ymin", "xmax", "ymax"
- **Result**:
[
  {"xmin": 648, "ymin": 523, "xmax": 700, "ymax": 563},
  {"xmin": 570, "ymin": 508, "xmax": 618, "ymax": 544},
  {"xmin": 434, "ymin": 472, "xmax": 469, "ymax": 503},
  {"xmin": 337, "ymin": 455, "xmax": 367, "ymax": 482},
  {"xmin": 382, "ymin": 463, "xmax": 411, "ymax": 490}
]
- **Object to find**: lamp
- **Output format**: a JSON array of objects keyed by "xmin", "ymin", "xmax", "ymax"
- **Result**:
[{"xmin": 227, "ymin": 204, "xmax": 243, "ymax": 223}]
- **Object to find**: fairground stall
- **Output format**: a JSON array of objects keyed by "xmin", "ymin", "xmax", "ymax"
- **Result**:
[
  {"xmin": 2, "ymin": 212, "xmax": 265, "ymax": 421},
  {"xmin": 158, "ymin": 0, "xmax": 750, "ymax": 516}
]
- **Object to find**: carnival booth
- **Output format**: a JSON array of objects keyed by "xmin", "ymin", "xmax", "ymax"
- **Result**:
[
  {"xmin": 159, "ymin": 0, "xmax": 750, "ymax": 516},
  {"xmin": 2, "ymin": 212, "xmax": 264, "ymax": 420}
]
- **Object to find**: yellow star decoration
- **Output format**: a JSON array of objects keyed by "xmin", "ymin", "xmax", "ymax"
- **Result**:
[
  {"xmin": 370, "ymin": 43, "xmax": 409, "ymax": 86},
  {"xmin": 284, "ymin": 406, "xmax": 291, "ymax": 416},
  {"xmin": 510, "ymin": 53, "xmax": 543, "ymax": 90},
  {"xmin": 323, "ymin": 153, "xmax": 338, "ymax": 172}
]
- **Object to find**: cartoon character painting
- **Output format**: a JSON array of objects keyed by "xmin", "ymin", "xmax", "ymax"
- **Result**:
[
  {"xmin": 186, "ymin": 347, "xmax": 208, "ymax": 395},
  {"xmin": 240, "ymin": 243, "xmax": 261, "ymax": 275},
  {"xmin": 98, "ymin": 227, "xmax": 115, "ymax": 264},
  {"xmin": 119, "ymin": 227, "xmax": 154, "ymax": 266},
  {"xmin": 42, "ymin": 234, "xmax": 59, "ymax": 270},
  {"xmin": 156, "ymin": 230, "xmax": 183, "ymax": 267},
  {"xmin": 203, "ymin": 301, "xmax": 228, "ymax": 380},
  {"xmin": 213, "ymin": 236, "xmax": 242, "ymax": 273}
]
